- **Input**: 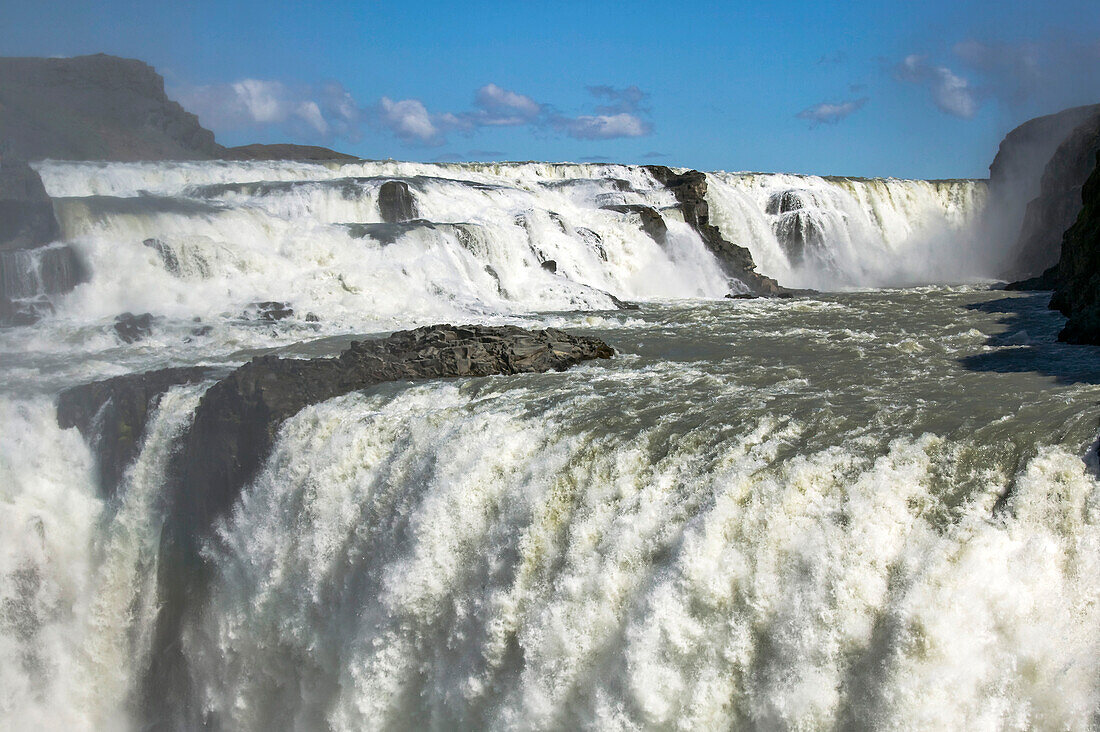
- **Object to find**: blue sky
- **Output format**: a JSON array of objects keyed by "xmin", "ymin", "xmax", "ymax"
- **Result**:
[{"xmin": 3, "ymin": 0, "xmax": 1100, "ymax": 178}]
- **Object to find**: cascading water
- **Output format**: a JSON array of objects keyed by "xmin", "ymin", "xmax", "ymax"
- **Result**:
[
  {"xmin": 4, "ymin": 159, "xmax": 1098, "ymax": 731},
  {"xmin": 704, "ymin": 171, "xmax": 988, "ymax": 289}
]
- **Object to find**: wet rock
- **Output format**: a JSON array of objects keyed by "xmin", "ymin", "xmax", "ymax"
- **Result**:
[
  {"xmin": 645, "ymin": 165, "xmax": 805, "ymax": 297},
  {"xmin": 765, "ymin": 190, "xmax": 809, "ymax": 215},
  {"xmin": 601, "ymin": 204, "xmax": 668, "ymax": 243},
  {"xmin": 56, "ymin": 366, "xmax": 211, "ymax": 497},
  {"xmin": 377, "ymin": 180, "xmax": 418, "ymax": 223},
  {"xmin": 541, "ymin": 259, "xmax": 558, "ymax": 274},
  {"xmin": 774, "ymin": 210, "xmax": 826, "ymax": 265},
  {"xmin": 143, "ymin": 237, "xmax": 180, "ymax": 274},
  {"xmin": 0, "ymin": 159, "xmax": 59, "ymax": 250},
  {"xmin": 608, "ymin": 294, "xmax": 641, "ymax": 310},
  {"xmin": 345, "ymin": 220, "xmax": 436, "ymax": 245},
  {"xmin": 725, "ymin": 292, "xmax": 758, "ymax": 299},
  {"xmin": 577, "ymin": 227, "xmax": 607, "ymax": 260},
  {"xmin": 114, "ymin": 312, "xmax": 155, "ymax": 343},
  {"xmin": 246, "ymin": 301, "xmax": 294, "ymax": 322},
  {"xmin": 0, "ymin": 295, "xmax": 52, "ymax": 326},
  {"xmin": 0, "ymin": 245, "xmax": 85, "ymax": 302}
]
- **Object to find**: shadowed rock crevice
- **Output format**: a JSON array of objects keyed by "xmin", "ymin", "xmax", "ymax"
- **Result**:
[{"xmin": 56, "ymin": 366, "xmax": 212, "ymax": 497}]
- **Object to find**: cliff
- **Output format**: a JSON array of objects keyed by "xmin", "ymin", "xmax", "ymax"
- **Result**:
[
  {"xmin": 1047, "ymin": 152, "xmax": 1100, "ymax": 343},
  {"xmin": 1003, "ymin": 106, "xmax": 1100, "ymax": 278}
]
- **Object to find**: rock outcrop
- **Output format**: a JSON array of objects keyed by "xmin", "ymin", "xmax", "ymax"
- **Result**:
[
  {"xmin": 1047, "ymin": 152, "xmax": 1100, "ymax": 344},
  {"xmin": 0, "ymin": 157, "xmax": 85, "ymax": 323},
  {"xmin": 989, "ymin": 104, "xmax": 1100, "ymax": 199},
  {"xmin": 56, "ymin": 366, "xmax": 212, "ymax": 496},
  {"xmin": 377, "ymin": 180, "xmax": 418, "ymax": 223},
  {"xmin": 644, "ymin": 165, "xmax": 796, "ymax": 296},
  {"xmin": 171, "ymin": 324, "xmax": 612, "ymax": 536},
  {"xmin": 0, "ymin": 158, "xmax": 59, "ymax": 249}
]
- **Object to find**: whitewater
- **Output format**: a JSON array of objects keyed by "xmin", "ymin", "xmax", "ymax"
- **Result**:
[{"xmin": 4, "ymin": 159, "xmax": 1100, "ymax": 730}]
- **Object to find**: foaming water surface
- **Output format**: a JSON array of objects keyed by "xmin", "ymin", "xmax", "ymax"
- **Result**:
[
  {"xmin": 5, "ymin": 286, "xmax": 1100, "ymax": 729},
  {"xmin": 3, "ymin": 159, "xmax": 1099, "ymax": 730}
]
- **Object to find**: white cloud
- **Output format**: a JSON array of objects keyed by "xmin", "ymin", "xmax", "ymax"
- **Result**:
[
  {"xmin": 555, "ymin": 112, "xmax": 651, "ymax": 140},
  {"xmin": 176, "ymin": 77, "xmax": 654, "ymax": 148},
  {"xmin": 796, "ymin": 97, "xmax": 869, "ymax": 125},
  {"xmin": 232, "ymin": 79, "xmax": 287, "ymax": 123},
  {"xmin": 176, "ymin": 79, "xmax": 361, "ymax": 141},
  {"xmin": 375, "ymin": 83, "xmax": 653, "ymax": 145},
  {"xmin": 950, "ymin": 37, "xmax": 1100, "ymax": 112},
  {"xmin": 895, "ymin": 54, "xmax": 979, "ymax": 119},
  {"xmin": 295, "ymin": 101, "xmax": 328, "ymax": 135},
  {"xmin": 474, "ymin": 83, "xmax": 541, "ymax": 123},
  {"xmin": 377, "ymin": 97, "xmax": 440, "ymax": 144}
]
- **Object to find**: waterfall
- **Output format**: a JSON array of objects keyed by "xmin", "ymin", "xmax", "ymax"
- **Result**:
[{"xmin": 705, "ymin": 172, "xmax": 988, "ymax": 289}]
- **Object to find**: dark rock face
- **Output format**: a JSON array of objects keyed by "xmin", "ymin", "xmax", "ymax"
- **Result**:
[
  {"xmin": 0, "ymin": 54, "xmax": 222, "ymax": 161},
  {"xmin": 377, "ymin": 180, "xmax": 418, "ymax": 223},
  {"xmin": 0, "ymin": 245, "xmax": 85, "ymax": 300},
  {"xmin": 0, "ymin": 159, "xmax": 59, "ymax": 249},
  {"xmin": 221, "ymin": 143, "xmax": 357, "ymax": 161},
  {"xmin": 56, "ymin": 367, "xmax": 211, "ymax": 497},
  {"xmin": 1007, "ymin": 110, "xmax": 1100, "ymax": 278},
  {"xmin": 114, "ymin": 312, "xmax": 155, "ymax": 343},
  {"xmin": 644, "ymin": 165, "xmax": 798, "ymax": 297},
  {"xmin": 1047, "ymin": 152, "xmax": 1100, "ymax": 343},
  {"xmin": 246, "ymin": 301, "xmax": 294, "ymax": 321},
  {"xmin": 765, "ymin": 190, "xmax": 807, "ymax": 216},
  {"xmin": 541, "ymin": 259, "xmax": 558, "ymax": 273},
  {"xmin": 1004, "ymin": 265, "xmax": 1060, "ymax": 292},
  {"xmin": 601, "ymin": 203, "xmax": 669, "ymax": 243}
]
